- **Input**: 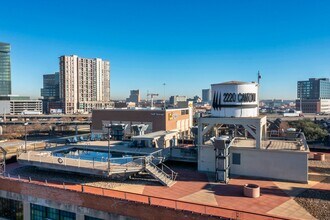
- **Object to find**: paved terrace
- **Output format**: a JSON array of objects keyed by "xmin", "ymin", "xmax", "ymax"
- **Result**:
[
  {"xmin": 5, "ymin": 152, "xmax": 330, "ymax": 220},
  {"xmin": 231, "ymin": 138, "xmax": 308, "ymax": 151}
]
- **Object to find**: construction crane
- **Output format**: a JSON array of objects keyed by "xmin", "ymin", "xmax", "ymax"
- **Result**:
[{"xmin": 147, "ymin": 93, "xmax": 159, "ymax": 108}]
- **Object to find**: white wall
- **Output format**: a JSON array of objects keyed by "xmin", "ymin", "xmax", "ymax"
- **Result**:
[
  {"xmin": 198, "ymin": 145, "xmax": 216, "ymax": 172},
  {"xmin": 198, "ymin": 145, "xmax": 308, "ymax": 182},
  {"xmin": 320, "ymin": 99, "xmax": 330, "ymax": 113},
  {"xmin": 0, "ymin": 101, "xmax": 10, "ymax": 114},
  {"xmin": 230, "ymin": 148, "xmax": 308, "ymax": 182}
]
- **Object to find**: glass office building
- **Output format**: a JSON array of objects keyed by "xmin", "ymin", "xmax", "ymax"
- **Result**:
[
  {"xmin": 41, "ymin": 72, "xmax": 60, "ymax": 99},
  {"xmin": 0, "ymin": 42, "xmax": 11, "ymax": 96},
  {"xmin": 296, "ymin": 78, "xmax": 330, "ymax": 113},
  {"xmin": 297, "ymin": 78, "xmax": 330, "ymax": 99}
]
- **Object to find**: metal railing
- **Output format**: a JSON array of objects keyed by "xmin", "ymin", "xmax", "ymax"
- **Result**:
[
  {"xmin": 160, "ymin": 162, "xmax": 178, "ymax": 181},
  {"xmin": 145, "ymin": 155, "xmax": 178, "ymax": 184},
  {"xmin": 19, "ymin": 151, "xmax": 146, "ymax": 173}
]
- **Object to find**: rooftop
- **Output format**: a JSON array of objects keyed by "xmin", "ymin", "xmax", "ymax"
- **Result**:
[
  {"xmin": 93, "ymin": 107, "xmax": 189, "ymax": 112},
  {"xmin": 4, "ymin": 152, "xmax": 329, "ymax": 220},
  {"xmin": 231, "ymin": 138, "xmax": 308, "ymax": 151},
  {"xmin": 132, "ymin": 130, "xmax": 178, "ymax": 139},
  {"xmin": 211, "ymin": 81, "xmax": 256, "ymax": 86}
]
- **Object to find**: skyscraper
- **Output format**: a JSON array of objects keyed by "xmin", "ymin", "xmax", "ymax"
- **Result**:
[
  {"xmin": 59, "ymin": 55, "xmax": 111, "ymax": 114},
  {"xmin": 0, "ymin": 42, "xmax": 11, "ymax": 96},
  {"xmin": 202, "ymin": 89, "xmax": 211, "ymax": 103},
  {"xmin": 41, "ymin": 72, "xmax": 60, "ymax": 99},
  {"xmin": 41, "ymin": 72, "xmax": 61, "ymax": 113},
  {"xmin": 297, "ymin": 78, "xmax": 330, "ymax": 113}
]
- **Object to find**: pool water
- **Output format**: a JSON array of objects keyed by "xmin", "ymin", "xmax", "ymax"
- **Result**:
[{"xmin": 53, "ymin": 148, "xmax": 134, "ymax": 164}]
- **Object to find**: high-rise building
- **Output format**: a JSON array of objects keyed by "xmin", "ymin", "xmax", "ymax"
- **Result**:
[
  {"xmin": 202, "ymin": 89, "xmax": 211, "ymax": 103},
  {"xmin": 126, "ymin": 90, "xmax": 140, "ymax": 104},
  {"xmin": 297, "ymin": 78, "xmax": 330, "ymax": 99},
  {"xmin": 41, "ymin": 72, "xmax": 60, "ymax": 99},
  {"xmin": 59, "ymin": 55, "xmax": 111, "ymax": 114},
  {"xmin": 296, "ymin": 78, "xmax": 330, "ymax": 113},
  {"xmin": 41, "ymin": 72, "xmax": 62, "ymax": 113},
  {"xmin": 0, "ymin": 42, "xmax": 11, "ymax": 96}
]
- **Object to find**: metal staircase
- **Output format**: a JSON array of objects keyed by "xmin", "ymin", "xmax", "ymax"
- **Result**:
[{"xmin": 144, "ymin": 156, "xmax": 177, "ymax": 187}]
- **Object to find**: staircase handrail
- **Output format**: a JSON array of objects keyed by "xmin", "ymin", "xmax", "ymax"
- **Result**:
[
  {"xmin": 147, "ymin": 159, "xmax": 172, "ymax": 182},
  {"xmin": 145, "ymin": 155, "xmax": 177, "ymax": 182},
  {"xmin": 160, "ymin": 162, "xmax": 178, "ymax": 181}
]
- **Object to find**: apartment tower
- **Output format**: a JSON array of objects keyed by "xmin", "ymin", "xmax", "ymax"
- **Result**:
[{"xmin": 59, "ymin": 55, "xmax": 110, "ymax": 114}]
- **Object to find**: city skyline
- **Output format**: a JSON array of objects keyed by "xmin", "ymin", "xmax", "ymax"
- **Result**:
[{"xmin": 1, "ymin": 1, "xmax": 330, "ymax": 100}]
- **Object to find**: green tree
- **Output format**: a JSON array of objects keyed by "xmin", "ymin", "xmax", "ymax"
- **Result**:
[{"xmin": 289, "ymin": 119, "xmax": 328, "ymax": 141}]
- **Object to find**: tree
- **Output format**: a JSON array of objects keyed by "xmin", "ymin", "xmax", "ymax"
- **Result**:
[{"xmin": 289, "ymin": 119, "xmax": 328, "ymax": 142}]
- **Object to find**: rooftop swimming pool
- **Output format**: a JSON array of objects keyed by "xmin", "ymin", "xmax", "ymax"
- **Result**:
[{"xmin": 53, "ymin": 148, "xmax": 135, "ymax": 164}]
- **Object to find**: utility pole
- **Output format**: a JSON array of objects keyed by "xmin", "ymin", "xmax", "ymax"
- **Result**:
[
  {"xmin": 257, "ymin": 71, "xmax": 261, "ymax": 116},
  {"xmin": 24, "ymin": 122, "xmax": 28, "ymax": 152},
  {"xmin": 299, "ymin": 82, "xmax": 303, "ymax": 114},
  {"xmin": 163, "ymin": 83, "xmax": 166, "ymax": 109},
  {"xmin": 105, "ymin": 124, "xmax": 112, "ymax": 173}
]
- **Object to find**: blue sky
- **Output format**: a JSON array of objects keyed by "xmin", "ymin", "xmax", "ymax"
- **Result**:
[{"xmin": 1, "ymin": 0, "xmax": 330, "ymax": 100}]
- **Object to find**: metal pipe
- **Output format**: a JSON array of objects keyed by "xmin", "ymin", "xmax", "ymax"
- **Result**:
[
  {"xmin": 105, "ymin": 124, "xmax": 112, "ymax": 173},
  {"xmin": 24, "ymin": 122, "xmax": 28, "ymax": 152}
]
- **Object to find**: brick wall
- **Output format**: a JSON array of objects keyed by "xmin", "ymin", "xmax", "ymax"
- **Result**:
[{"xmin": 0, "ymin": 178, "xmax": 221, "ymax": 220}]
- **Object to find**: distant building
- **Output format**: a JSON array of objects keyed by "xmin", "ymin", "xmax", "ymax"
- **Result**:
[
  {"xmin": 296, "ymin": 78, "xmax": 330, "ymax": 113},
  {"xmin": 41, "ymin": 72, "xmax": 59, "ymax": 99},
  {"xmin": 202, "ymin": 89, "xmax": 211, "ymax": 103},
  {"xmin": 169, "ymin": 95, "xmax": 187, "ymax": 106},
  {"xmin": 187, "ymin": 95, "xmax": 202, "ymax": 104},
  {"xmin": 0, "ymin": 42, "xmax": 11, "ymax": 96},
  {"xmin": 0, "ymin": 95, "xmax": 42, "ymax": 114},
  {"xmin": 92, "ymin": 107, "xmax": 193, "ymax": 139},
  {"xmin": 59, "ymin": 55, "xmax": 111, "ymax": 114},
  {"xmin": 126, "ymin": 90, "xmax": 140, "ymax": 105},
  {"xmin": 41, "ymin": 72, "xmax": 61, "ymax": 114}
]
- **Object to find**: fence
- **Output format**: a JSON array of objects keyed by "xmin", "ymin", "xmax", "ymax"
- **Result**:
[
  {"xmin": 19, "ymin": 151, "xmax": 147, "ymax": 173},
  {"xmin": 1, "ymin": 173, "xmax": 289, "ymax": 220}
]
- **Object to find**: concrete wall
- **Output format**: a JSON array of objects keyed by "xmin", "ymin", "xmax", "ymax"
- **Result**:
[
  {"xmin": 198, "ymin": 145, "xmax": 216, "ymax": 172},
  {"xmin": 0, "ymin": 100, "xmax": 10, "ymax": 114},
  {"xmin": 230, "ymin": 148, "xmax": 308, "ymax": 182},
  {"xmin": 198, "ymin": 145, "xmax": 308, "ymax": 182}
]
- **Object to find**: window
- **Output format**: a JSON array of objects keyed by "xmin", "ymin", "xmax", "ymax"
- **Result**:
[
  {"xmin": 0, "ymin": 197, "xmax": 23, "ymax": 220},
  {"xmin": 31, "ymin": 204, "xmax": 76, "ymax": 220},
  {"xmin": 85, "ymin": 216, "xmax": 103, "ymax": 220},
  {"xmin": 232, "ymin": 153, "xmax": 241, "ymax": 165}
]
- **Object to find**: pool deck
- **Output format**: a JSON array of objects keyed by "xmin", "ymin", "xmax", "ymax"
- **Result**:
[{"xmin": 47, "ymin": 141, "xmax": 165, "ymax": 156}]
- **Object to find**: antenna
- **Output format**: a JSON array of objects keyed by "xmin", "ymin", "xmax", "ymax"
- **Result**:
[
  {"xmin": 257, "ymin": 71, "xmax": 261, "ymax": 116},
  {"xmin": 257, "ymin": 70, "xmax": 261, "ymax": 85}
]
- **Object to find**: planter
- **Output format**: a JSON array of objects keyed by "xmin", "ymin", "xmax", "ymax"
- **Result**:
[
  {"xmin": 314, "ymin": 153, "xmax": 325, "ymax": 161},
  {"xmin": 243, "ymin": 184, "xmax": 260, "ymax": 198}
]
